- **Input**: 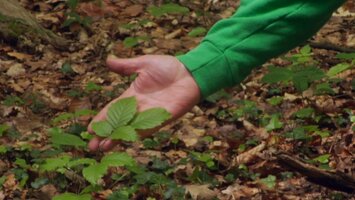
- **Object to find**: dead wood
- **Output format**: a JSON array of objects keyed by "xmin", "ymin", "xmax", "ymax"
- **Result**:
[
  {"xmin": 0, "ymin": 0, "xmax": 68, "ymax": 49},
  {"xmin": 277, "ymin": 153, "xmax": 355, "ymax": 193}
]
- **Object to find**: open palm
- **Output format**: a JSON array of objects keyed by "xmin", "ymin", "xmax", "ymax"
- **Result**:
[{"xmin": 88, "ymin": 55, "xmax": 200, "ymax": 151}]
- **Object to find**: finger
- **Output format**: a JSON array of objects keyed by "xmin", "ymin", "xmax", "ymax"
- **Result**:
[
  {"xmin": 88, "ymin": 136, "xmax": 102, "ymax": 152},
  {"xmin": 106, "ymin": 55, "xmax": 144, "ymax": 76},
  {"xmin": 99, "ymin": 139, "xmax": 119, "ymax": 152}
]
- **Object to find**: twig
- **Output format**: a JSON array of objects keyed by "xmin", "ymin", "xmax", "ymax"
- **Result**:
[
  {"xmin": 277, "ymin": 153, "xmax": 355, "ymax": 193},
  {"xmin": 308, "ymin": 41, "xmax": 355, "ymax": 53}
]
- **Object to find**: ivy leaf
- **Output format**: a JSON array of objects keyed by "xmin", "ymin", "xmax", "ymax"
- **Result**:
[
  {"xmin": 130, "ymin": 108, "xmax": 171, "ymax": 130},
  {"xmin": 101, "ymin": 152, "xmax": 135, "ymax": 167},
  {"xmin": 49, "ymin": 128, "xmax": 86, "ymax": 148},
  {"xmin": 40, "ymin": 155, "xmax": 72, "ymax": 172},
  {"xmin": 260, "ymin": 175, "xmax": 276, "ymax": 189},
  {"xmin": 53, "ymin": 193, "xmax": 91, "ymax": 200},
  {"xmin": 327, "ymin": 63, "xmax": 351, "ymax": 77},
  {"xmin": 91, "ymin": 121, "xmax": 113, "ymax": 137},
  {"xmin": 188, "ymin": 27, "xmax": 207, "ymax": 37},
  {"xmin": 82, "ymin": 164, "xmax": 108, "ymax": 185},
  {"xmin": 107, "ymin": 97, "xmax": 137, "ymax": 128},
  {"xmin": 110, "ymin": 126, "xmax": 138, "ymax": 142}
]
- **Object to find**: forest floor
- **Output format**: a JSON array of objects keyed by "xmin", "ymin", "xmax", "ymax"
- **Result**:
[{"xmin": 0, "ymin": 0, "xmax": 354, "ymax": 199}]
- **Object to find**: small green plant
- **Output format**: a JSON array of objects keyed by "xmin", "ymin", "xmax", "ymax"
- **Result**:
[
  {"xmin": 63, "ymin": 0, "xmax": 92, "ymax": 27},
  {"xmin": 91, "ymin": 97, "xmax": 171, "ymax": 142}
]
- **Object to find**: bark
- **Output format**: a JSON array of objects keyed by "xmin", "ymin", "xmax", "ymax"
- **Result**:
[{"xmin": 0, "ymin": 0, "xmax": 68, "ymax": 49}]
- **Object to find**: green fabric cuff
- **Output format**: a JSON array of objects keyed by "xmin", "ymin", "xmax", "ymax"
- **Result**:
[{"xmin": 177, "ymin": 41, "xmax": 234, "ymax": 98}]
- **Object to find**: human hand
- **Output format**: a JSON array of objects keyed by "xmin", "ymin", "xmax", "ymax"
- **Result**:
[{"xmin": 88, "ymin": 55, "xmax": 200, "ymax": 151}]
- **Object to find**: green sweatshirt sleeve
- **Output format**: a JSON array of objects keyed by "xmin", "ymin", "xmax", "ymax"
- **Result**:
[{"xmin": 177, "ymin": 0, "xmax": 345, "ymax": 98}]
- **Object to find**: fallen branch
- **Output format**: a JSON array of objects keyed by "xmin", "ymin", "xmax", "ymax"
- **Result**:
[
  {"xmin": 277, "ymin": 153, "xmax": 355, "ymax": 193},
  {"xmin": 308, "ymin": 41, "xmax": 355, "ymax": 53}
]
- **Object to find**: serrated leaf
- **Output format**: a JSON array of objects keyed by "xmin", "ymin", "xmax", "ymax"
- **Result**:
[
  {"xmin": 188, "ymin": 27, "xmax": 207, "ymax": 37},
  {"xmin": 101, "ymin": 152, "xmax": 135, "ymax": 167},
  {"xmin": 83, "ymin": 164, "xmax": 108, "ymax": 185},
  {"xmin": 53, "ymin": 193, "xmax": 91, "ymax": 200},
  {"xmin": 49, "ymin": 127, "xmax": 86, "ymax": 148},
  {"xmin": 91, "ymin": 121, "xmax": 113, "ymax": 137},
  {"xmin": 107, "ymin": 97, "xmax": 137, "ymax": 128},
  {"xmin": 40, "ymin": 155, "xmax": 72, "ymax": 172},
  {"xmin": 110, "ymin": 126, "xmax": 138, "ymax": 142},
  {"xmin": 327, "ymin": 63, "xmax": 351, "ymax": 77},
  {"xmin": 130, "ymin": 108, "xmax": 171, "ymax": 130}
]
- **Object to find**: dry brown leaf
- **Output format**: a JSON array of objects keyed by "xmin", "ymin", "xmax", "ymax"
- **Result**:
[
  {"xmin": 231, "ymin": 142, "xmax": 266, "ymax": 167},
  {"xmin": 185, "ymin": 184, "xmax": 217, "ymax": 200},
  {"xmin": 221, "ymin": 183, "xmax": 260, "ymax": 200},
  {"xmin": 123, "ymin": 4, "xmax": 143, "ymax": 17}
]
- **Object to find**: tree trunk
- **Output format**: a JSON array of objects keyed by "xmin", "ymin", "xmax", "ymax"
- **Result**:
[{"xmin": 0, "ymin": 0, "xmax": 68, "ymax": 49}]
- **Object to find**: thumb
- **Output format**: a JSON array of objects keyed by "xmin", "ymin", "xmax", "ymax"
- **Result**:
[{"xmin": 106, "ymin": 55, "xmax": 144, "ymax": 75}]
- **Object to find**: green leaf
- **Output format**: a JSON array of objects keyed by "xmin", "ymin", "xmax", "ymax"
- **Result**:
[
  {"xmin": 101, "ymin": 152, "xmax": 135, "ymax": 167},
  {"xmin": 265, "ymin": 115, "xmax": 283, "ymax": 132},
  {"xmin": 148, "ymin": 3, "xmax": 189, "ymax": 17},
  {"xmin": 40, "ymin": 155, "xmax": 71, "ymax": 172},
  {"xmin": 293, "ymin": 108, "xmax": 314, "ymax": 119},
  {"xmin": 0, "ymin": 124, "xmax": 10, "ymax": 137},
  {"xmin": 110, "ymin": 126, "xmax": 138, "ymax": 142},
  {"xmin": 53, "ymin": 193, "xmax": 91, "ymax": 200},
  {"xmin": 284, "ymin": 127, "xmax": 309, "ymax": 140},
  {"xmin": 61, "ymin": 62, "xmax": 75, "ymax": 74},
  {"xmin": 52, "ymin": 113, "xmax": 75, "ymax": 125},
  {"xmin": 313, "ymin": 154, "xmax": 330, "ymax": 164},
  {"xmin": 327, "ymin": 63, "xmax": 351, "ymax": 77},
  {"xmin": 91, "ymin": 121, "xmax": 113, "ymax": 137},
  {"xmin": 300, "ymin": 45, "xmax": 311, "ymax": 55},
  {"xmin": 107, "ymin": 97, "xmax": 137, "ymax": 128},
  {"xmin": 130, "ymin": 108, "xmax": 171, "ymax": 130},
  {"xmin": 0, "ymin": 145, "xmax": 7, "ymax": 154},
  {"xmin": 67, "ymin": 158, "xmax": 97, "ymax": 168},
  {"xmin": 85, "ymin": 81, "xmax": 102, "ymax": 92},
  {"xmin": 49, "ymin": 127, "xmax": 86, "ymax": 148},
  {"xmin": 266, "ymin": 96, "xmax": 283, "ymax": 106},
  {"xmin": 188, "ymin": 27, "xmax": 207, "ymax": 37},
  {"xmin": 67, "ymin": 0, "xmax": 79, "ymax": 10},
  {"xmin": 336, "ymin": 52, "xmax": 355, "ymax": 60},
  {"xmin": 262, "ymin": 66, "xmax": 292, "ymax": 84},
  {"xmin": 315, "ymin": 82, "xmax": 334, "ymax": 95},
  {"xmin": 123, "ymin": 37, "xmax": 139, "ymax": 48},
  {"xmin": 74, "ymin": 109, "xmax": 97, "ymax": 117},
  {"xmin": 260, "ymin": 175, "xmax": 276, "ymax": 189},
  {"xmin": 82, "ymin": 164, "xmax": 108, "ymax": 185}
]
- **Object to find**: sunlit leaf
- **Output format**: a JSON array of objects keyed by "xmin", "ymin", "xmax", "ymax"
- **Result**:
[
  {"xmin": 131, "ymin": 108, "xmax": 171, "ymax": 130},
  {"xmin": 107, "ymin": 97, "xmax": 137, "ymax": 128},
  {"xmin": 110, "ymin": 126, "xmax": 138, "ymax": 142},
  {"xmin": 83, "ymin": 164, "xmax": 108, "ymax": 185},
  {"xmin": 91, "ymin": 121, "xmax": 113, "ymax": 137},
  {"xmin": 101, "ymin": 152, "xmax": 135, "ymax": 167},
  {"xmin": 53, "ymin": 193, "xmax": 91, "ymax": 200}
]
